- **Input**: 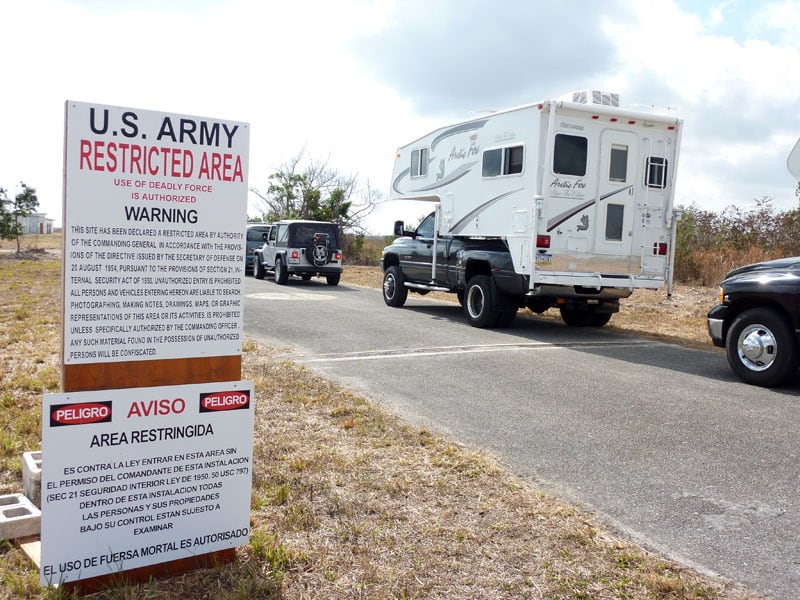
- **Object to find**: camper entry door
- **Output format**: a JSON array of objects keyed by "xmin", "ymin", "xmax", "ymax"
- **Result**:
[{"xmin": 594, "ymin": 130, "xmax": 637, "ymax": 260}]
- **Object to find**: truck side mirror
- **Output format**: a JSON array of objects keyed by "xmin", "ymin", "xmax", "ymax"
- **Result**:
[{"xmin": 393, "ymin": 220, "xmax": 405, "ymax": 237}]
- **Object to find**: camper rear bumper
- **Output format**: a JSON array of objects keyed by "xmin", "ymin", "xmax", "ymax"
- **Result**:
[
  {"xmin": 526, "ymin": 284, "xmax": 634, "ymax": 300},
  {"xmin": 527, "ymin": 272, "xmax": 663, "ymax": 299}
]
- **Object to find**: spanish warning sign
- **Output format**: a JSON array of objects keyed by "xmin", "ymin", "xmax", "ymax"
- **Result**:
[
  {"xmin": 62, "ymin": 101, "xmax": 250, "ymax": 364},
  {"xmin": 40, "ymin": 381, "xmax": 254, "ymax": 585}
]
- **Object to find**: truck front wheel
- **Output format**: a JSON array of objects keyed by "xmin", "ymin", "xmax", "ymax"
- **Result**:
[
  {"xmin": 726, "ymin": 307, "xmax": 799, "ymax": 387},
  {"xmin": 254, "ymin": 257, "xmax": 265, "ymax": 280},
  {"xmin": 383, "ymin": 266, "xmax": 408, "ymax": 307},
  {"xmin": 464, "ymin": 275, "xmax": 500, "ymax": 328}
]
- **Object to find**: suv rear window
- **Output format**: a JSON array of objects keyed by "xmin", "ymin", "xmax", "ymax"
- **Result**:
[{"xmin": 290, "ymin": 224, "xmax": 339, "ymax": 247}]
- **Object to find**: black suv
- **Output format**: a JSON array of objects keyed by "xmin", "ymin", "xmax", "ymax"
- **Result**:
[
  {"xmin": 253, "ymin": 220, "xmax": 343, "ymax": 285},
  {"xmin": 707, "ymin": 256, "xmax": 800, "ymax": 386}
]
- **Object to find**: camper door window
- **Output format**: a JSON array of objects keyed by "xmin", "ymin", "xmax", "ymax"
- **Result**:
[
  {"xmin": 553, "ymin": 134, "xmax": 588, "ymax": 177},
  {"xmin": 411, "ymin": 148, "xmax": 429, "ymax": 178},
  {"xmin": 609, "ymin": 145, "xmax": 629, "ymax": 183}
]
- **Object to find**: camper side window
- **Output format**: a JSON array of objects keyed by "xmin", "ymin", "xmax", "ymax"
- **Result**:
[
  {"xmin": 411, "ymin": 148, "xmax": 429, "ymax": 178},
  {"xmin": 482, "ymin": 149, "xmax": 502, "ymax": 177},
  {"xmin": 505, "ymin": 146, "xmax": 524, "ymax": 174},
  {"xmin": 646, "ymin": 157, "xmax": 668, "ymax": 188},
  {"xmin": 482, "ymin": 145, "xmax": 524, "ymax": 177},
  {"xmin": 553, "ymin": 134, "xmax": 588, "ymax": 177}
]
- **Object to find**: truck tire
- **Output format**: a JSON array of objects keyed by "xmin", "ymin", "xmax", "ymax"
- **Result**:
[
  {"xmin": 383, "ymin": 266, "xmax": 408, "ymax": 307},
  {"xmin": 274, "ymin": 258, "xmax": 289, "ymax": 285},
  {"xmin": 726, "ymin": 307, "xmax": 799, "ymax": 387},
  {"xmin": 589, "ymin": 312, "xmax": 612, "ymax": 327},
  {"xmin": 559, "ymin": 307, "xmax": 611, "ymax": 327},
  {"xmin": 495, "ymin": 309, "xmax": 517, "ymax": 328},
  {"xmin": 254, "ymin": 257, "xmax": 265, "ymax": 280},
  {"xmin": 559, "ymin": 307, "xmax": 591, "ymax": 327},
  {"xmin": 463, "ymin": 275, "xmax": 500, "ymax": 328},
  {"xmin": 326, "ymin": 273, "xmax": 340, "ymax": 286}
]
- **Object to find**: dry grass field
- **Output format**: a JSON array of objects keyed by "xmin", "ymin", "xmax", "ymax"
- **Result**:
[{"xmin": 0, "ymin": 235, "xmax": 757, "ymax": 600}]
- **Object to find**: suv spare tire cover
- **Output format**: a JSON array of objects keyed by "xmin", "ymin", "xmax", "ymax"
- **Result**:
[{"xmin": 307, "ymin": 241, "xmax": 330, "ymax": 267}]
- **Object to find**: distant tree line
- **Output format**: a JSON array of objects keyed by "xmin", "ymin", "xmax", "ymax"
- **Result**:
[
  {"xmin": 675, "ymin": 189, "xmax": 800, "ymax": 284},
  {"xmin": 0, "ymin": 182, "xmax": 39, "ymax": 254}
]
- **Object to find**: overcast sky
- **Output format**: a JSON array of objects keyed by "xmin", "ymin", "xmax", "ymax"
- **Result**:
[{"xmin": 2, "ymin": 0, "xmax": 799, "ymax": 233}]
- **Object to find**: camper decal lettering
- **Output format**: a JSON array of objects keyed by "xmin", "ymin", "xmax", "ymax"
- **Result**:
[
  {"xmin": 546, "ymin": 185, "xmax": 634, "ymax": 232},
  {"xmin": 436, "ymin": 159, "xmax": 446, "ymax": 181},
  {"xmin": 495, "ymin": 130, "xmax": 516, "ymax": 142},
  {"xmin": 448, "ymin": 142, "xmax": 480, "ymax": 162},
  {"xmin": 549, "ymin": 177, "xmax": 587, "ymax": 200}
]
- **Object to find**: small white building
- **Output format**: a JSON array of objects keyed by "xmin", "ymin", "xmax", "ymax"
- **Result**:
[{"xmin": 17, "ymin": 213, "xmax": 55, "ymax": 234}]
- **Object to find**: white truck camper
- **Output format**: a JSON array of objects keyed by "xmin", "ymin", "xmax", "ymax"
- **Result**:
[{"xmin": 389, "ymin": 91, "xmax": 683, "ymax": 312}]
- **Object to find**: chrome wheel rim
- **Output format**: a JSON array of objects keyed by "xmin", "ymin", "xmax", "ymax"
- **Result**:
[
  {"xmin": 737, "ymin": 323, "xmax": 777, "ymax": 372},
  {"xmin": 383, "ymin": 274, "xmax": 396, "ymax": 300},
  {"xmin": 466, "ymin": 285, "xmax": 485, "ymax": 319}
]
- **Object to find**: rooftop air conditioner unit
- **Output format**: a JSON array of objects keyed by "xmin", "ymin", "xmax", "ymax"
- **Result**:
[{"xmin": 564, "ymin": 89, "xmax": 620, "ymax": 107}]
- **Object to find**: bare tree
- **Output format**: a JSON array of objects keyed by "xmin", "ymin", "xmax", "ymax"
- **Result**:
[{"xmin": 250, "ymin": 148, "xmax": 378, "ymax": 232}]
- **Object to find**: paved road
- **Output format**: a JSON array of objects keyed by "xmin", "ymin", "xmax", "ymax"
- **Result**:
[{"xmin": 244, "ymin": 276, "xmax": 800, "ymax": 599}]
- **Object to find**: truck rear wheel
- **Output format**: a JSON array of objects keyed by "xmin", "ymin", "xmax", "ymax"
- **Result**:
[
  {"xmin": 560, "ymin": 307, "xmax": 612, "ymax": 327},
  {"xmin": 495, "ymin": 309, "xmax": 517, "ymax": 328},
  {"xmin": 383, "ymin": 266, "xmax": 408, "ymax": 307},
  {"xmin": 726, "ymin": 307, "xmax": 799, "ymax": 387},
  {"xmin": 464, "ymin": 275, "xmax": 500, "ymax": 328},
  {"xmin": 254, "ymin": 257, "xmax": 265, "ymax": 280}
]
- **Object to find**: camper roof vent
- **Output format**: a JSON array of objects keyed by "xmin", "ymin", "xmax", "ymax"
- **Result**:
[{"xmin": 564, "ymin": 89, "xmax": 620, "ymax": 107}]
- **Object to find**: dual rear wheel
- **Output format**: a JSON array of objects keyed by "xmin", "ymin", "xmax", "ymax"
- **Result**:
[{"xmin": 463, "ymin": 275, "xmax": 517, "ymax": 328}]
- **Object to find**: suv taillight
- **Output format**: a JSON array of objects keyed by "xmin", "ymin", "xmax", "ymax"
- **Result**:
[
  {"xmin": 335, "ymin": 251, "xmax": 342, "ymax": 260},
  {"xmin": 291, "ymin": 250, "xmax": 299, "ymax": 259}
]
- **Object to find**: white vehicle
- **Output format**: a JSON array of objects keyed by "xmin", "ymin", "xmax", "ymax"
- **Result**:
[{"xmin": 382, "ymin": 91, "xmax": 683, "ymax": 328}]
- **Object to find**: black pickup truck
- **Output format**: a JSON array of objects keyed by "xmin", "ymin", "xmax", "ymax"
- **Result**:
[
  {"xmin": 707, "ymin": 256, "xmax": 800, "ymax": 386},
  {"xmin": 380, "ymin": 212, "xmax": 621, "ymax": 328}
]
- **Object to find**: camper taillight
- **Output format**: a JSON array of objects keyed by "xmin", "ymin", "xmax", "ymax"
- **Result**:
[
  {"xmin": 536, "ymin": 235, "xmax": 551, "ymax": 248},
  {"xmin": 653, "ymin": 242, "xmax": 668, "ymax": 256}
]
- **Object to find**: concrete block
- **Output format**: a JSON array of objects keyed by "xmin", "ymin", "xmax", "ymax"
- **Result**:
[
  {"xmin": 0, "ymin": 493, "xmax": 41, "ymax": 540},
  {"xmin": 22, "ymin": 450, "xmax": 42, "ymax": 507}
]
